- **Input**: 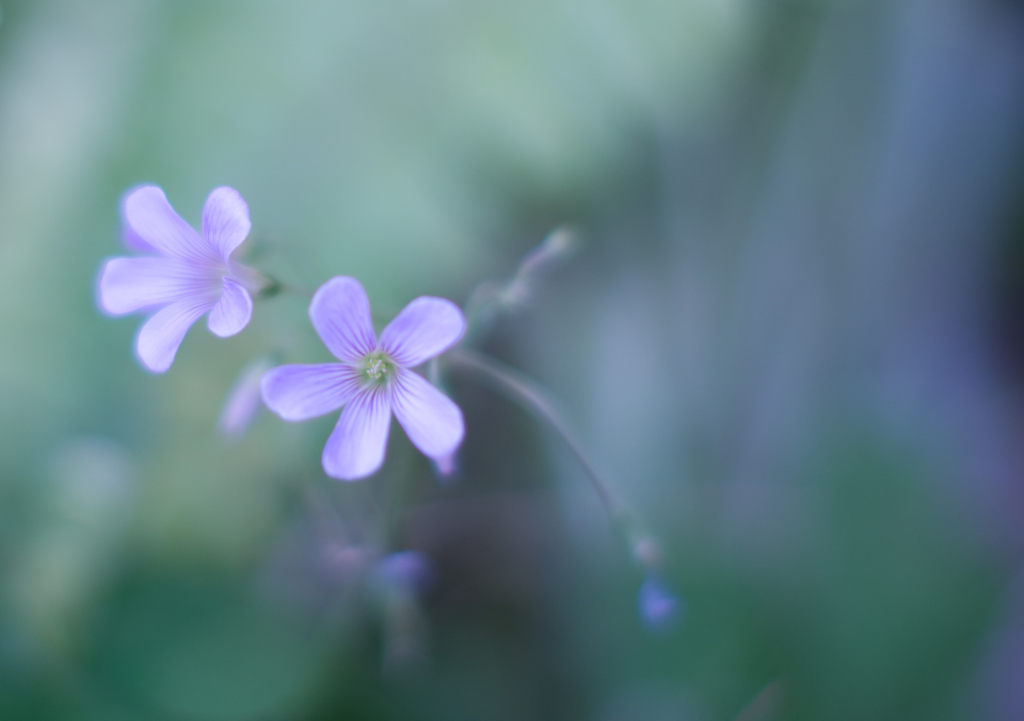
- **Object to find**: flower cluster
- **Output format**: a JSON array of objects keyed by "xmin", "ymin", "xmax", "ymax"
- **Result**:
[{"xmin": 99, "ymin": 186, "xmax": 465, "ymax": 479}]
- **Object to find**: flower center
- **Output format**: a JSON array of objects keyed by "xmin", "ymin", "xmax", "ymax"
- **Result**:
[
  {"xmin": 367, "ymin": 358, "xmax": 386, "ymax": 379},
  {"xmin": 360, "ymin": 351, "xmax": 395, "ymax": 387}
]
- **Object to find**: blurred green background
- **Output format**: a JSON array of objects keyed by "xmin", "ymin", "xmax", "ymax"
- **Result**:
[{"xmin": 2, "ymin": 0, "xmax": 1024, "ymax": 719}]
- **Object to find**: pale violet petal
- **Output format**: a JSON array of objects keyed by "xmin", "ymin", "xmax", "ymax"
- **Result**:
[
  {"xmin": 122, "ymin": 224, "xmax": 153, "ymax": 253},
  {"xmin": 322, "ymin": 389, "xmax": 392, "ymax": 480},
  {"xmin": 135, "ymin": 298, "xmax": 213, "ymax": 373},
  {"xmin": 99, "ymin": 257, "xmax": 209, "ymax": 315},
  {"xmin": 309, "ymin": 276, "xmax": 377, "ymax": 363},
  {"xmin": 379, "ymin": 297, "xmax": 465, "ymax": 367},
  {"xmin": 202, "ymin": 186, "xmax": 251, "ymax": 260},
  {"xmin": 120, "ymin": 185, "xmax": 155, "ymax": 251},
  {"xmin": 261, "ymin": 363, "xmax": 361, "ymax": 421},
  {"xmin": 207, "ymin": 277, "xmax": 253, "ymax": 337},
  {"xmin": 431, "ymin": 450, "xmax": 458, "ymax": 482},
  {"xmin": 217, "ymin": 357, "xmax": 275, "ymax": 438},
  {"xmin": 391, "ymin": 369, "xmax": 464, "ymax": 458},
  {"xmin": 123, "ymin": 186, "xmax": 213, "ymax": 262}
]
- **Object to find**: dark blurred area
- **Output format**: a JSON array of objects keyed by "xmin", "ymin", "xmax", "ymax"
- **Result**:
[{"xmin": 2, "ymin": 0, "xmax": 1024, "ymax": 719}]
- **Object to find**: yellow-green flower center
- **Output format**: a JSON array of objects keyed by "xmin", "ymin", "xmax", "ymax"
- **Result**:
[{"xmin": 360, "ymin": 351, "xmax": 395, "ymax": 387}]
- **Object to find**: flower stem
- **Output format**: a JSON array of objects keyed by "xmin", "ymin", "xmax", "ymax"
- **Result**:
[
  {"xmin": 257, "ymin": 275, "xmax": 314, "ymax": 298},
  {"xmin": 446, "ymin": 349, "xmax": 661, "ymax": 570}
]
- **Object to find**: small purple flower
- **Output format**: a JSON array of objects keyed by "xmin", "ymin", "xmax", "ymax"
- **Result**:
[
  {"xmin": 373, "ymin": 551, "xmax": 434, "ymax": 595},
  {"xmin": 261, "ymin": 276, "xmax": 465, "ymax": 480},
  {"xmin": 98, "ymin": 185, "xmax": 261, "ymax": 373},
  {"xmin": 638, "ymin": 576, "xmax": 682, "ymax": 632}
]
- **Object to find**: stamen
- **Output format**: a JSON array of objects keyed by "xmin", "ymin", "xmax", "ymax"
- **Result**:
[{"xmin": 367, "ymin": 358, "xmax": 387, "ymax": 380}]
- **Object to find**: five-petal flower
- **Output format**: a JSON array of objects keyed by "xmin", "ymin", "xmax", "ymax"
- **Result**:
[
  {"xmin": 98, "ymin": 185, "xmax": 261, "ymax": 372},
  {"xmin": 261, "ymin": 276, "xmax": 465, "ymax": 480}
]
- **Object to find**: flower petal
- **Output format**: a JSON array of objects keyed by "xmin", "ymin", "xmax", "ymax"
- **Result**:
[
  {"xmin": 322, "ymin": 389, "xmax": 392, "ymax": 481},
  {"xmin": 120, "ymin": 185, "xmax": 155, "ymax": 252},
  {"xmin": 207, "ymin": 277, "xmax": 253, "ymax": 337},
  {"xmin": 121, "ymin": 224, "xmax": 154, "ymax": 253},
  {"xmin": 123, "ymin": 186, "xmax": 213, "ymax": 263},
  {"xmin": 99, "ymin": 257, "xmax": 210, "ymax": 314},
  {"xmin": 261, "ymin": 363, "xmax": 361, "ymax": 421},
  {"xmin": 309, "ymin": 276, "xmax": 377, "ymax": 363},
  {"xmin": 391, "ymin": 369, "xmax": 464, "ymax": 458},
  {"xmin": 380, "ymin": 297, "xmax": 465, "ymax": 367},
  {"xmin": 217, "ymin": 357, "xmax": 275, "ymax": 438},
  {"xmin": 432, "ymin": 451, "xmax": 458, "ymax": 480},
  {"xmin": 135, "ymin": 298, "xmax": 213, "ymax": 373},
  {"xmin": 202, "ymin": 186, "xmax": 251, "ymax": 260}
]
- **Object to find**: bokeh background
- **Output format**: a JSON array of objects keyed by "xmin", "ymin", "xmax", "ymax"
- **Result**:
[{"xmin": 2, "ymin": 0, "xmax": 1024, "ymax": 719}]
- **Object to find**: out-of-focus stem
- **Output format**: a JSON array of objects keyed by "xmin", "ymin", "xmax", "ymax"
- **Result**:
[
  {"xmin": 446, "ymin": 349, "xmax": 660, "ymax": 570},
  {"xmin": 733, "ymin": 681, "xmax": 784, "ymax": 721},
  {"xmin": 256, "ymin": 274, "xmax": 313, "ymax": 299},
  {"xmin": 447, "ymin": 350, "xmax": 617, "ymax": 512}
]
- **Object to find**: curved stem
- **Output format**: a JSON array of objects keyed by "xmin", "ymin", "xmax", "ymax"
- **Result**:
[
  {"xmin": 446, "ymin": 350, "xmax": 619, "ymax": 513},
  {"xmin": 446, "ymin": 350, "xmax": 661, "ymax": 570}
]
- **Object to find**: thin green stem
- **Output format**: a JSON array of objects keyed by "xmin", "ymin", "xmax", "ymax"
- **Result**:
[{"xmin": 446, "ymin": 349, "xmax": 629, "ymax": 532}]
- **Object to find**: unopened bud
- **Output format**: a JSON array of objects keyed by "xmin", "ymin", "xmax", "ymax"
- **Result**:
[
  {"xmin": 632, "ymin": 536, "xmax": 662, "ymax": 569},
  {"xmin": 499, "ymin": 226, "xmax": 579, "ymax": 310},
  {"xmin": 517, "ymin": 225, "xmax": 577, "ymax": 277}
]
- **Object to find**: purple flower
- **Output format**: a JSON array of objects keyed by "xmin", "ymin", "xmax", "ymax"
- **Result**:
[
  {"xmin": 637, "ymin": 576, "xmax": 682, "ymax": 632},
  {"xmin": 261, "ymin": 276, "xmax": 465, "ymax": 480},
  {"xmin": 98, "ymin": 185, "xmax": 261, "ymax": 373},
  {"xmin": 372, "ymin": 551, "xmax": 434, "ymax": 595}
]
